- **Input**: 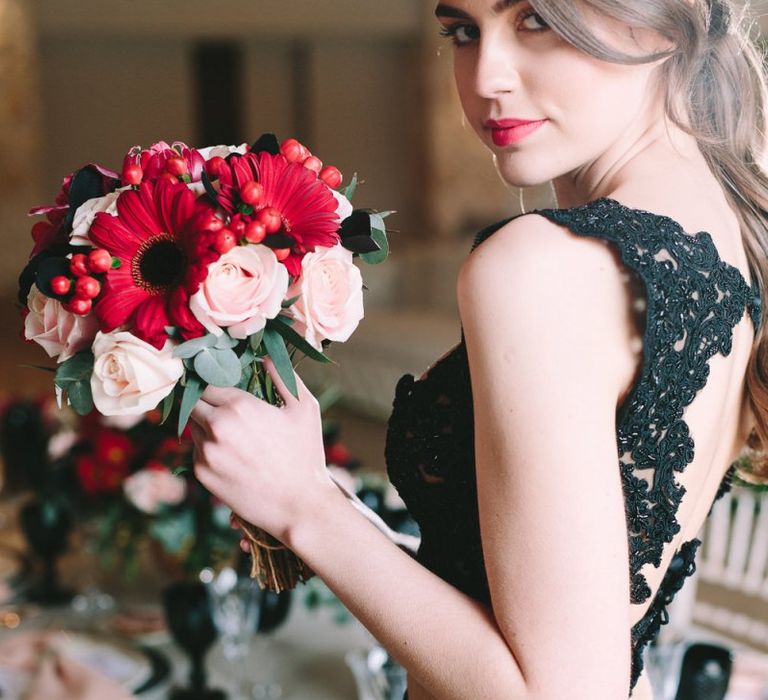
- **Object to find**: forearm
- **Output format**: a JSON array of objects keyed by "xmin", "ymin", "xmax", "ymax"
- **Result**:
[{"xmin": 285, "ymin": 483, "xmax": 529, "ymax": 700}]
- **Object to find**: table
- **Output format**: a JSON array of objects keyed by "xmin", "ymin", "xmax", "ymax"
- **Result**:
[{"xmin": 1, "ymin": 588, "xmax": 376, "ymax": 699}]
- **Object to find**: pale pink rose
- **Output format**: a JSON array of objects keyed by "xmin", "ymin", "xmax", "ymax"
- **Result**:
[
  {"xmin": 287, "ymin": 245, "xmax": 364, "ymax": 350},
  {"xmin": 123, "ymin": 468, "xmax": 187, "ymax": 514},
  {"xmin": 189, "ymin": 245, "xmax": 289, "ymax": 339},
  {"xmin": 70, "ymin": 190, "xmax": 121, "ymax": 246},
  {"xmin": 101, "ymin": 413, "xmax": 146, "ymax": 431},
  {"xmin": 91, "ymin": 331, "xmax": 184, "ymax": 416},
  {"xmin": 196, "ymin": 143, "xmax": 248, "ymax": 160},
  {"xmin": 24, "ymin": 285, "xmax": 99, "ymax": 362}
]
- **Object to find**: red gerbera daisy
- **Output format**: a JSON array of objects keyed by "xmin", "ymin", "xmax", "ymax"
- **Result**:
[
  {"xmin": 89, "ymin": 178, "xmax": 221, "ymax": 348},
  {"xmin": 218, "ymin": 152, "xmax": 341, "ymax": 277}
]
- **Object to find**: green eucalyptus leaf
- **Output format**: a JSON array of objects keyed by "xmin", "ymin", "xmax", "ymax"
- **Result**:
[
  {"xmin": 194, "ymin": 347, "xmax": 242, "ymax": 387},
  {"xmin": 178, "ymin": 373, "xmax": 206, "ymax": 437},
  {"xmin": 360, "ymin": 226, "xmax": 389, "ymax": 265},
  {"xmin": 214, "ymin": 333, "xmax": 238, "ymax": 350},
  {"xmin": 236, "ymin": 362, "xmax": 254, "ymax": 391},
  {"xmin": 281, "ymin": 294, "xmax": 301, "ymax": 309},
  {"xmin": 341, "ymin": 173, "xmax": 358, "ymax": 201},
  {"xmin": 239, "ymin": 346, "xmax": 255, "ymax": 368},
  {"xmin": 172, "ymin": 334, "xmax": 218, "ymax": 359},
  {"xmin": 67, "ymin": 380, "xmax": 94, "ymax": 415},
  {"xmin": 269, "ymin": 316, "xmax": 333, "ymax": 364},
  {"xmin": 55, "ymin": 352, "xmax": 94, "ymax": 384},
  {"xmin": 262, "ymin": 327, "xmax": 298, "ymax": 399},
  {"xmin": 159, "ymin": 389, "xmax": 175, "ymax": 425},
  {"xmin": 249, "ymin": 328, "xmax": 265, "ymax": 353}
]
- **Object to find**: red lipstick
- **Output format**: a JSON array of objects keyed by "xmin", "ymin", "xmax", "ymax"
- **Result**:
[{"xmin": 485, "ymin": 118, "xmax": 547, "ymax": 147}]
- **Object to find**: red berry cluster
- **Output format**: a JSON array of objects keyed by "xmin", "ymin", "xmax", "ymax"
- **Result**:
[
  {"xmin": 50, "ymin": 248, "xmax": 115, "ymax": 315},
  {"xmin": 202, "ymin": 138, "xmax": 343, "ymax": 262},
  {"xmin": 279, "ymin": 138, "xmax": 342, "ymax": 189},
  {"xmin": 121, "ymin": 150, "xmax": 191, "ymax": 187},
  {"xmin": 185, "ymin": 210, "xmax": 230, "ymax": 291}
]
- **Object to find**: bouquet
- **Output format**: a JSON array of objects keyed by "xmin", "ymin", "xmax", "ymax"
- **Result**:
[{"xmin": 18, "ymin": 134, "xmax": 391, "ymax": 591}]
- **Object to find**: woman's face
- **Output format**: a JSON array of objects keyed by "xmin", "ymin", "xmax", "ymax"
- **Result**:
[{"xmin": 436, "ymin": 0, "xmax": 668, "ymax": 193}]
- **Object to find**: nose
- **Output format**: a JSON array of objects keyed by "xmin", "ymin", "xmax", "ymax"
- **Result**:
[{"xmin": 473, "ymin": 36, "xmax": 520, "ymax": 99}]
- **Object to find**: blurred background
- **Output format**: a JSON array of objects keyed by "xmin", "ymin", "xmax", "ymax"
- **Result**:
[{"xmin": 2, "ymin": 1, "xmax": 768, "ymax": 699}]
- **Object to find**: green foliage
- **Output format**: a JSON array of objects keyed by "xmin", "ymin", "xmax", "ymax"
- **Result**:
[
  {"xmin": 281, "ymin": 294, "xmax": 301, "ymax": 309},
  {"xmin": 193, "ymin": 346, "xmax": 241, "ymax": 387},
  {"xmin": 178, "ymin": 372, "xmax": 206, "ymax": 436},
  {"xmin": 54, "ymin": 352, "xmax": 94, "ymax": 415},
  {"xmin": 268, "ymin": 315, "xmax": 333, "ymax": 365},
  {"xmin": 262, "ymin": 326, "xmax": 298, "ymax": 399},
  {"xmin": 341, "ymin": 173, "xmax": 358, "ymax": 201},
  {"xmin": 359, "ymin": 211, "xmax": 389, "ymax": 265}
]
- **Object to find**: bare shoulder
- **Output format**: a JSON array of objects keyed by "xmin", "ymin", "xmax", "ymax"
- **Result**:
[{"xmin": 457, "ymin": 212, "xmax": 636, "ymax": 362}]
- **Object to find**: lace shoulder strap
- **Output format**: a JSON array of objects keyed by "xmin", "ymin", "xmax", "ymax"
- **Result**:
[{"xmin": 466, "ymin": 198, "xmax": 759, "ymax": 606}]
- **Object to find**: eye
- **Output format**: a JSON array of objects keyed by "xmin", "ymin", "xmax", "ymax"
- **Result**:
[
  {"xmin": 517, "ymin": 9, "xmax": 550, "ymax": 32},
  {"xmin": 438, "ymin": 23, "xmax": 480, "ymax": 47}
]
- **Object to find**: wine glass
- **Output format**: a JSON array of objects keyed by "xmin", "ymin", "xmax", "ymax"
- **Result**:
[{"xmin": 202, "ymin": 567, "xmax": 277, "ymax": 699}]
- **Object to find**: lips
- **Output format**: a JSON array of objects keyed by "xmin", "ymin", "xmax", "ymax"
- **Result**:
[{"xmin": 484, "ymin": 118, "xmax": 547, "ymax": 147}]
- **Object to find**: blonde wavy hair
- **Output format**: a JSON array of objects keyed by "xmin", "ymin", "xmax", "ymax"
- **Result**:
[{"xmin": 528, "ymin": 0, "xmax": 768, "ymax": 482}]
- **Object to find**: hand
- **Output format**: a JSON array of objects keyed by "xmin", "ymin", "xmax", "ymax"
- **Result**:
[{"xmin": 190, "ymin": 356, "xmax": 334, "ymax": 542}]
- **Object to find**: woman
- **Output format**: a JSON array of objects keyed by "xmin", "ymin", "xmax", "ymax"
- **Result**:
[{"xmin": 189, "ymin": 0, "xmax": 768, "ymax": 697}]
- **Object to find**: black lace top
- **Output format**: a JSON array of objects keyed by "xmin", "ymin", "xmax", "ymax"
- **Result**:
[{"xmin": 385, "ymin": 197, "xmax": 762, "ymax": 696}]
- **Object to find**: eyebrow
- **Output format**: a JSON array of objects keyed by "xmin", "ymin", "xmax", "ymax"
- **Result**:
[{"xmin": 434, "ymin": 0, "xmax": 524, "ymax": 19}]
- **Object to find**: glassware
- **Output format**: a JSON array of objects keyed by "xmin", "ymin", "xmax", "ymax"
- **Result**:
[
  {"xmin": 202, "ymin": 567, "xmax": 280, "ymax": 700},
  {"xmin": 19, "ymin": 498, "xmax": 74, "ymax": 605},
  {"xmin": 346, "ymin": 628, "xmax": 407, "ymax": 700},
  {"xmin": 162, "ymin": 578, "xmax": 225, "ymax": 700}
]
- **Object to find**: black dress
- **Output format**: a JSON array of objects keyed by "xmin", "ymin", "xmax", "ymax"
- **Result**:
[{"xmin": 385, "ymin": 197, "xmax": 763, "ymax": 698}]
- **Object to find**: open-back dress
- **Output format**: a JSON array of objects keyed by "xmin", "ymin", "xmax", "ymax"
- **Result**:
[{"xmin": 385, "ymin": 197, "xmax": 763, "ymax": 697}]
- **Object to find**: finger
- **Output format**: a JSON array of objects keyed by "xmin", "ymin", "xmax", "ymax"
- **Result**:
[
  {"xmin": 263, "ymin": 356, "xmax": 302, "ymax": 407},
  {"xmin": 240, "ymin": 538, "xmax": 250, "ymax": 553},
  {"xmin": 189, "ymin": 398, "xmax": 216, "ymax": 429},
  {"xmin": 188, "ymin": 419, "xmax": 207, "ymax": 444},
  {"xmin": 200, "ymin": 385, "xmax": 240, "ymax": 407},
  {"xmin": 262, "ymin": 356, "xmax": 297, "ymax": 407}
]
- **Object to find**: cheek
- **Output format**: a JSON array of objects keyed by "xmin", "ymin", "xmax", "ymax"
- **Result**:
[{"xmin": 453, "ymin": 54, "xmax": 480, "ymax": 119}]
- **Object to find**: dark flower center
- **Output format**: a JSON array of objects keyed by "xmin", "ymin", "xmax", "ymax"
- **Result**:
[{"xmin": 133, "ymin": 234, "xmax": 186, "ymax": 292}]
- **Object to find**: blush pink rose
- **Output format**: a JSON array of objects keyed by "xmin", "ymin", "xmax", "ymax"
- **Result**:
[
  {"xmin": 24, "ymin": 284, "xmax": 99, "ymax": 362},
  {"xmin": 123, "ymin": 467, "xmax": 187, "ymax": 514},
  {"xmin": 189, "ymin": 245, "xmax": 289, "ymax": 339},
  {"xmin": 287, "ymin": 244, "xmax": 364, "ymax": 351},
  {"xmin": 91, "ymin": 331, "xmax": 184, "ymax": 416},
  {"xmin": 70, "ymin": 190, "xmax": 121, "ymax": 246}
]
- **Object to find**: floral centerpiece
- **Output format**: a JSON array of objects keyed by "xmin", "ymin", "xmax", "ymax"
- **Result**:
[{"xmin": 18, "ymin": 134, "xmax": 391, "ymax": 591}]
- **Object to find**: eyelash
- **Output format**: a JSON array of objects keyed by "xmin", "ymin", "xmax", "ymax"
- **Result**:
[{"xmin": 438, "ymin": 9, "xmax": 550, "ymax": 47}]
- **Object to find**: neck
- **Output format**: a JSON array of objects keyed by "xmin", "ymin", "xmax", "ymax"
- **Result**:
[{"xmin": 550, "ymin": 110, "xmax": 708, "ymax": 209}]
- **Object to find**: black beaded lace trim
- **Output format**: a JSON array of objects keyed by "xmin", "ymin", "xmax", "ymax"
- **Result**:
[{"xmin": 629, "ymin": 537, "xmax": 702, "ymax": 690}]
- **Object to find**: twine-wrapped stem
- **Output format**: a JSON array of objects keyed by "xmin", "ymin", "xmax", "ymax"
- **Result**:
[{"xmin": 237, "ymin": 517, "xmax": 315, "ymax": 592}]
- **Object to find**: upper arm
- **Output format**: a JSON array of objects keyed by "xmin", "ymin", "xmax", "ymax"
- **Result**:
[{"xmin": 457, "ymin": 214, "xmax": 633, "ymax": 698}]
